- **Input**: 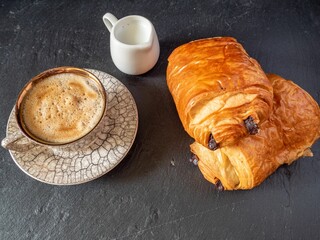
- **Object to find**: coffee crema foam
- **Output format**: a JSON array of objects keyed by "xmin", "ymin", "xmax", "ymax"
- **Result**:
[{"xmin": 20, "ymin": 73, "xmax": 105, "ymax": 144}]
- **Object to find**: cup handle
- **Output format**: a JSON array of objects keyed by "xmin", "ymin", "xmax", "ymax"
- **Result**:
[
  {"xmin": 1, "ymin": 133, "xmax": 38, "ymax": 152},
  {"xmin": 102, "ymin": 13, "xmax": 118, "ymax": 32}
]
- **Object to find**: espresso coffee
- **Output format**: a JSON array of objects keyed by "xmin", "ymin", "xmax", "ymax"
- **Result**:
[{"xmin": 20, "ymin": 73, "xmax": 105, "ymax": 144}]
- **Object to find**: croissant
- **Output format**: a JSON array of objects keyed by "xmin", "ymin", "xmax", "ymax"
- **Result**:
[
  {"xmin": 167, "ymin": 37, "xmax": 273, "ymax": 149},
  {"xmin": 191, "ymin": 74, "xmax": 320, "ymax": 190}
]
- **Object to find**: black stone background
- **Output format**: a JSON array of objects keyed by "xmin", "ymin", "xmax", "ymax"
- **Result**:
[{"xmin": 1, "ymin": 0, "xmax": 319, "ymax": 239}]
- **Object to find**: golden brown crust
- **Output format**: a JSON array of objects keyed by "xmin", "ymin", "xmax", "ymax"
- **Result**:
[
  {"xmin": 267, "ymin": 74, "xmax": 320, "ymax": 163},
  {"xmin": 167, "ymin": 37, "xmax": 273, "ymax": 148},
  {"xmin": 191, "ymin": 74, "xmax": 320, "ymax": 190}
]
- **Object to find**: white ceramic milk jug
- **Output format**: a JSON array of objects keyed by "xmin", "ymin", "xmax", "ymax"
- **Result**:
[{"xmin": 103, "ymin": 13, "xmax": 160, "ymax": 75}]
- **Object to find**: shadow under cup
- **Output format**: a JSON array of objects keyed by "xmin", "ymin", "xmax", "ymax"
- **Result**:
[{"xmin": 15, "ymin": 67, "xmax": 107, "ymax": 151}]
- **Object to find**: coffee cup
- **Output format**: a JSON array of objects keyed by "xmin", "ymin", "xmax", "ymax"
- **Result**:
[
  {"xmin": 1, "ymin": 67, "xmax": 107, "ymax": 153},
  {"xmin": 102, "ymin": 13, "xmax": 160, "ymax": 75}
]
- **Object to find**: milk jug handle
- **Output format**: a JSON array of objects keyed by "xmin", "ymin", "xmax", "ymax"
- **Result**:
[{"xmin": 103, "ymin": 13, "xmax": 118, "ymax": 32}]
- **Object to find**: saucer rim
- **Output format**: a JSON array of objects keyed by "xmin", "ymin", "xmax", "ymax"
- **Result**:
[{"xmin": 6, "ymin": 68, "xmax": 139, "ymax": 185}]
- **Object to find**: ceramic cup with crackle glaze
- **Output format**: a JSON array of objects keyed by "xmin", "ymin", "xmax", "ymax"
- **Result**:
[
  {"xmin": 1, "ymin": 67, "xmax": 107, "ymax": 152},
  {"xmin": 102, "ymin": 13, "xmax": 160, "ymax": 75}
]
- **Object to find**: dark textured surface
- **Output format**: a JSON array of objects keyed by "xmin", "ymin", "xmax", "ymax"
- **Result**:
[{"xmin": 0, "ymin": 0, "xmax": 319, "ymax": 239}]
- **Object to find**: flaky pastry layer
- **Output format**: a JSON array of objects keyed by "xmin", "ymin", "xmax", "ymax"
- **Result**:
[
  {"xmin": 191, "ymin": 74, "xmax": 320, "ymax": 190},
  {"xmin": 167, "ymin": 37, "xmax": 273, "ymax": 148}
]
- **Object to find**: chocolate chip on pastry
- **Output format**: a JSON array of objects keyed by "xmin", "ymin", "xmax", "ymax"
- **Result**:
[
  {"xmin": 244, "ymin": 116, "xmax": 259, "ymax": 135},
  {"xmin": 215, "ymin": 180, "xmax": 224, "ymax": 191},
  {"xmin": 189, "ymin": 154, "xmax": 199, "ymax": 166},
  {"xmin": 190, "ymin": 74, "xmax": 320, "ymax": 190},
  {"xmin": 208, "ymin": 134, "xmax": 219, "ymax": 150},
  {"xmin": 167, "ymin": 37, "xmax": 273, "ymax": 149}
]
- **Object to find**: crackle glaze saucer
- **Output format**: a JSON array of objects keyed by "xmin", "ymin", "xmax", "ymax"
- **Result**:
[{"xmin": 6, "ymin": 69, "xmax": 138, "ymax": 185}]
